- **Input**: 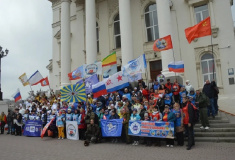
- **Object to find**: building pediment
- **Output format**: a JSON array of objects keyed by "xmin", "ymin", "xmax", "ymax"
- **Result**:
[
  {"xmin": 54, "ymin": 30, "xmax": 61, "ymax": 39},
  {"xmin": 46, "ymin": 59, "xmax": 53, "ymax": 71}
]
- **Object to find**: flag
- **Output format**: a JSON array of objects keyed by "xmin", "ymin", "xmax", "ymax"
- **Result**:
[
  {"xmin": 168, "ymin": 61, "xmax": 185, "ymax": 73},
  {"xmin": 41, "ymin": 117, "xmax": 55, "ymax": 139},
  {"xmin": 83, "ymin": 62, "xmax": 102, "ymax": 77},
  {"xmin": 92, "ymin": 81, "xmax": 108, "ymax": 98},
  {"xmin": 153, "ymin": 35, "xmax": 173, "ymax": 52},
  {"xmin": 41, "ymin": 77, "xmax": 49, "ymax": 87},
  {"xmin": 185, "ymin": 17, "xmax": 212, "ymax": 43},
  {"xmin": 60, "ymin": 83, "xmax": 86, "ymax": 102},
  {"xmin": 103, "ymin": 64, "xmax": 118, "ymax": 79},
  {"xmin": 122, "ymin": 54, "xmax": 147, "ymax": 76},
  {"xmin": 105, "ymin": 71, "xmax": 129, "ymax": 93},
  {"xmin": 128, "ymin": 73, "xmax": 142, "ymax": 82},
  {"xmin": 28, "ymin": 70, "xmax": 44, "ymax": 86},
  {"xmin": 12, "ymin": 89, "xmax": 22, "ymax": 102},
  {"xmin": 101, "ymin": 119, "xmax": 123, "ymax": 137},
  {"xmin": 19, "ymin": 73, "xmax": 30, "ymax": 86},
  {"xmin": 68, "ymin": 65, "xmax": 84, "ymax": 80},
  {"xmin": 76, "ymin": 74, "xmax": 99, "ymax": 94},
  {"xmin": 102, "ymin": 51, "xmax": 117, "ymax": 67}
]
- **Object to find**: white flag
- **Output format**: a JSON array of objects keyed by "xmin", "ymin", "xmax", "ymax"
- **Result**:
[
  {"xmin": 83, "ymin": 62, "xmax": 102, "ymax": 77},
  {"xmin": 28, "ymin": 70, "xmax": 44, "ymax": 86}
]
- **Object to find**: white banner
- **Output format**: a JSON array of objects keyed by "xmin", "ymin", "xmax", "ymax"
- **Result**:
[
  {"xmin": 66, "ymin": 121, "xmax": 79, "ymax": 140},
  {"xmin": 83, "ymin": 62, "xmax": 102, "ymax": 77}
]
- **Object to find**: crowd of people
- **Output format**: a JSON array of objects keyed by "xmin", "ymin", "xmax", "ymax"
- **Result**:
[{"xmin": 0, "ymin": 78, "xmax": 219, "ymax": 150}]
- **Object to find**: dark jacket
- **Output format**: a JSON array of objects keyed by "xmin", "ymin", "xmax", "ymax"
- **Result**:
[
  {"xmin": 196, "ymin": 92, "xmax": 207, "ymax": 108},
  {"xmin": 109, "ymin": 114, "xmax": 120, "ymax": 120},
  {"xmin": 187, "ymin": 102, "xmax": 195, "ymax": 124},
  {"xmin": 139, "ymin": 108, "xmax": 146, "ymax": 120},
  {"xmin": 157, "ymin": 99, "xmax": 165, "ymax": 113},
  {"xmin": 7, "ymin": 113, "xmax": 13, "ymax": 124},
  {"xmin": 203, "ymin": 83, "xmax": 214, "ymax": 98},
  {"xmin": 85, "ymin": 124, "xmax": 100, "ymax": 137},
  {"xmin": 122, "ymin": 113, "xmax": 130, "ymax": 126}
]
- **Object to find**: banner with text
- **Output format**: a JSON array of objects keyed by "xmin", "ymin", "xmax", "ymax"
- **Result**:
[
  {"xmin": 24, "ymin": 120, "xmax": 42, "ymax": 137},
  {"xmin": 128, "ymin": 121, "xmax": 174, "ymax": 139}
]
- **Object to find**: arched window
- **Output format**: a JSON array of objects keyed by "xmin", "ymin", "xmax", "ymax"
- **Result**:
[
  {"xmin": 114, "ymin": 14, "xmax": 121, "ymax": 48},
  {"xmin": 145, "ymin": 4, "xmax": 159, "ymax": 42},
  {"xmin": 201, "ymin": 53, "xmax": 216, "ymax": 82},
  {"xmin": 96, "ymin": 22, "xmax": 99, "ymax": 52}
]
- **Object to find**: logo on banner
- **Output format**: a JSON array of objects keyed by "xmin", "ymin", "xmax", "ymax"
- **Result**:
[
  {"xmin": 105, "ymin": 121, "xmax": 118, "ymax": 135},
  {"xmin": 156, "ymin": 39, "xmax": 167, "ymax": 49},
  {"xmin": 157, "ymin": 74, "xmax": 165, "ymax": 83},
  {"xmin": 130, "ymin": 122, "xmax": 141, "ymax": 134},
  {"xmin": 85, "ymin": 64, "xmax": 99, "ymax": 75},
  {"xmin": 129, "ymin": 61, "xmax": 140, "ymax": 72},
  {"xmin": 67, "ymin": 124, "xmax": 76, "ymax": 137}
]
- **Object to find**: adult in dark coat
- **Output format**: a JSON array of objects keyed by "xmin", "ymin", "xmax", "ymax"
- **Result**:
[
  {"xmin": 202, "ymin": 80, "xmax": 215, "ymax": 118},
  {"xmin": 211, "ymin": 81, "xmax": 219, "ymax": 115},
  {"xmin": 139, "ymin": 105, "xmax": 146, "ymax": 120},
  {"xmin": 182, "ymin": 97, "xmax": 195, "ymax": 150},
  {"xmin": 85, "ymin": 119, "xmax": 100, "ymax": 143}
]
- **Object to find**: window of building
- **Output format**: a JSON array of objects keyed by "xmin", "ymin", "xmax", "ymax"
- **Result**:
[
  {"xmin": 145, "ymin": 4, "xmax": 159, "ymax": 42},
  {"xmin": 96, "ymin": 22, "xmax": 99, "ymax": 52},
  {"xmin": 201, "ymin": 53, "xmax": 216, "ymax": 83},
  {"xmin": 194, "ymin": 4, "xmax": 209, "ymax": 24},
  {"xmin": 114, "ymin": 14, "xmax": 121, "ymax": 49}
]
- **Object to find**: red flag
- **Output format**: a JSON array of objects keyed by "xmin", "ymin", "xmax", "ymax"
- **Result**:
[
  {"xmin": 41, "ymin": 117, "xmax": 55, "ymax": 139},
  {"xmin": 185, "ymin": 17, "xmax": 212, "ymax": 43},
  {"xmin": 153, "ymin": 35, "xmax": 173, "ymax": 52},
  {"xmin": 41, "ymin": 77, "xmax": 49, "ymax": 87}
]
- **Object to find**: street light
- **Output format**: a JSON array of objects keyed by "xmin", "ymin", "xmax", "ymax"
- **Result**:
[{"xmin": 0, "ymin": 46, "xmax": 9, "ymax": 101}]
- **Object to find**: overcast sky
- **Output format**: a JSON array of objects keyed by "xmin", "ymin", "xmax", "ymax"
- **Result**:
[{"xmin": 0, "ymin": 0, "xmax": 235, "ymax": 100}]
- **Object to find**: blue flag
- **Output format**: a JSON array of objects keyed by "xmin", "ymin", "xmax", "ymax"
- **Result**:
[
  {"xmin": 101, "ymin": 119, "xmax": 123, "ymax": 137},
  {"xmin": 76, "ymin": 74, "xmax": 99, "ymax": 94}
]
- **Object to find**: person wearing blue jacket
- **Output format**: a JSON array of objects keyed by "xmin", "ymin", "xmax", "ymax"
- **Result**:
[
  {"xmin": 164, "ymin": 89, "xmax": 173, "ymax": 107},
  {"xmin": 56, "ymin": 111, "xmax": 65, "ymax": 139},
  {"xmin": 109, "ymin": 109, "xmax": 120, "ymax": 143},
  {"xmin": 130, "ymin": 108, "xmax": 141, "ymax": 146},
  {"xmin": 163, "ymin": 105, "xmax": 176, "ymax": 147}
]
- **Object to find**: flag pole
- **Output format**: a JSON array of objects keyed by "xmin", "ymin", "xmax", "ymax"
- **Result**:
[
  {"xmin": 211, "ymin": 34, "xmax": 215, "ymax": 80},
  {"xmin": 172, "ymin": 49, "xmax": 177, "ymax": 80}
]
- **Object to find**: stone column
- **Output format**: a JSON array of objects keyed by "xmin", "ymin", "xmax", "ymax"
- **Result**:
[
  {"xmin": 119, "ymin": 0, "xmax": 134, "ymax": 65},
  {"xmin": 61, "ymin": 0, "xmax": 71, "ymax": 86},
  {"xmin": 156, "ymin": 0, "xmax": 175, "ymax": 77},
  {"xmin": 85, "ymin": 0, "xmax": 97, "ymax": 64}
]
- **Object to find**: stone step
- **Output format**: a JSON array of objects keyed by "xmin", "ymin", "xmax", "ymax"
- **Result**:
[
  {"xmin": 195, "ymin": 137, "xmax": 235, "ymax": 143},
  {"xmin": 208, "ymin": 119, "xmax": 230, "ymax": 123},
  {"xmin": 194, "ymin": 128, "xmax": 235, "ymax": 132},
  {"xmin": 195, "ymin": 123, "xmax": 235, "ymax": 128},
  {"xmin": 195, "ymin": 132, "xmax": 235, "ymax": 137},
  {"xmin": 208, "ymin": 116, "xmax": 222, "ymax": 120}
]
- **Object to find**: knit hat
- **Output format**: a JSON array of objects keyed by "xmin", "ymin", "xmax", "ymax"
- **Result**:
[{"xmin": 68, "ymin": 107, "xmax": 72, "ymax": 111}]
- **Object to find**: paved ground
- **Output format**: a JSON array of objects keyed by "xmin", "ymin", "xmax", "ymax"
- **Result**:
[
  {"xmin": 0, "ymin": 134, "xmax": 235, "ymax": 160},
  {"xmin": 218, "ymin": 94, "xmax": 235, "ymax": 115}
]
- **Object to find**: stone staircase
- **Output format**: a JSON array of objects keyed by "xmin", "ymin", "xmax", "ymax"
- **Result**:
[{"xmin": 194, "ymin": 112, "xmax": 235, "ymax": 143}]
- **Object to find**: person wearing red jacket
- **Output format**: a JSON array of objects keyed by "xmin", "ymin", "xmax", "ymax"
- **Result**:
[
  {"xmin": 165, "ymin": 79, "xmax": 172, "ymax": 91},
  {"xmin": 78, "ymin": 107, "xmax": 86, "ymax": 140},
  {"xmin": 182, "ymin": 97, "xmax": 195, "ymax": 150},
  {"xmin": 172, "ymin": 82, "xmax": 181, "ymax": 103},
  {"xmin": 142, "ymin": 86, "xmax": 150, "ymax": 101}
]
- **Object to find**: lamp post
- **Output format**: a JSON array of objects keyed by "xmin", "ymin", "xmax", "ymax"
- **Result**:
[{"xmin": 0, "ymin": 46, "xmax": 9, "ymax": 101}]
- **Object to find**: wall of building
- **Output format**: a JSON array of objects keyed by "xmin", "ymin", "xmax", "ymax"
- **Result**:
[{"xmin": 48, "ymin": 0, "xmax": 235, "ymax": 94}]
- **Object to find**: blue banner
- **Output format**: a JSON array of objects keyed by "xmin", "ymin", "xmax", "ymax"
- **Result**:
[
  {"xmin": 128, "ymin": 121, "xmax": 174, "ymax": 139},
  {"xmin": 101, "ymin": 119, "xmax": 123, "ymax": 137},
  {"xmin": 23, "ymin": 120, "xmax": 42, "ymax": 137}
]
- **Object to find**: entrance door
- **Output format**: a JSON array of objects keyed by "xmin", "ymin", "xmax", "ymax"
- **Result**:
[{"xmin": 150, "ymin": 60, "xmax": 162, "ymax": 81}]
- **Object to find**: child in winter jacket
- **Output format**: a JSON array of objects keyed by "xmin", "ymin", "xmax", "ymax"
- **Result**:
[{"xmin": 56, "ymin": 111, "xmax": 65, "ymax": 139}]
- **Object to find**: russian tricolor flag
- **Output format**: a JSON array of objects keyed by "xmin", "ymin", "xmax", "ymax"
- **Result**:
[
  {"xmin": 168, "ymin": 61, "xmax": 185, "ymax": 73},
  {"xmin": 12, "ymin": 89, "xmax": 22, "ymax": 102},
  {"xmin": 92, "ymin": 81, "xmax": 107, "ymax": 98}
]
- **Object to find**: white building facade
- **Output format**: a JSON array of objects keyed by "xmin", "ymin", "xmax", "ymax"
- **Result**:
[{"xmin": 47, "ymin": 0, "xmax": 235, "ymax": 94}]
